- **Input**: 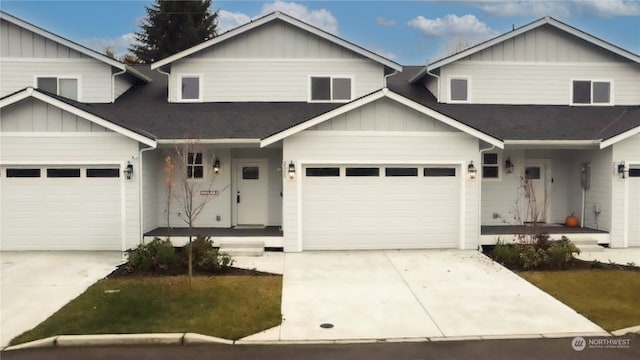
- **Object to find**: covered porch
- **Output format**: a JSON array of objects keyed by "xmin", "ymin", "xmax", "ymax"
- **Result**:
[{"xmin": 143, "ymin": 226, "xmax": 284, "ymax": 250}]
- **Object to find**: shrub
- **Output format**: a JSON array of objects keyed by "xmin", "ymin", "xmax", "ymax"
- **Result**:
[
  {"xmin": 126, "ymin": 238, "xmax": 179, "ymax": 274},
  {"xmin": 546, "ymin": 236, "xmax": 580, "ymax": 269},
  {"xmin": 490, "ymin": 236, "xmax": 580, "ymax": 270},
  {"xmin": 519, "ymin": 245, "xmax": 549, "ymax": 270},
  {"xmin": 492, "ymin": 241, "xmax": 521, "ymax": 269},
  {"xmin": 183, "ymin": 235, "xmax": 235, "ymax": 273}
]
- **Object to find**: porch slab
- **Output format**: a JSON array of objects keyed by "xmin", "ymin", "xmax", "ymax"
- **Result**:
[
  {"xmin": 481, "ymin": 224, "xmax": 608, "ymax": 235},
  {"xmin": 144, "ymin": 226, "xmax": 283, "ymax": 237},
  {"xmin": 577, "ymin": 248, "xmax": 640, "ymax": 266}
]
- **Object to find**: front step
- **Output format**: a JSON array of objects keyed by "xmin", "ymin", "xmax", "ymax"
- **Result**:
[
  {"xmin": 218, "ymin": 241, "xmax": 265, "ymax": 257},
  {"xmin": 572, "ymin": 239, "xmax": 605, "ymax": 253}
]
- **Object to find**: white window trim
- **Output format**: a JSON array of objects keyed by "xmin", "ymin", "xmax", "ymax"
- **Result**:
[
  {"xmin": 177, "ymin": 74, "xmax": 203, "ymax": 102},
  {"xmin": 447, "ymin": 76, "xmax": 471, "ymax": 104},
  {"xmin": 186, "ymin": 151, "xmax": 205, "ymax": 180},
  {"xmin": 34, "ymin": 75, "xmax": 82, "ymax": 101},
  {"xmin": 308, "ymin": 75, "xmax": 354, "ymax": 103},
  {"xmin": 482, "ymin": 151, "xmax": 501, "ymax": 181},
  {"xmin": 570, "ymin": 79, "xmax": 614, "ymax": 106}
]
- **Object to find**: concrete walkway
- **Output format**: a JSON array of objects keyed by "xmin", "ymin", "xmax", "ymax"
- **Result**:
[
  {"xmin": 577, "ymin": 248, "xmax": 640, "ymax": 266},
  {"xmin": 0, "ymin": 251, "xmax": 122, "ymax": 347},
  {"xmin": 242, "ymin": 250, "xmax": 607, "ymax": 342}
]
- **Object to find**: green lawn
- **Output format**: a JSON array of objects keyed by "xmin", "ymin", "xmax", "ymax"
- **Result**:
[
  {"xmin": 521, "ymin": 270, "xmax": 640, "ymax": 331},
  {"xmin": 10, "ymin": 275, "xmax": 282, "ymax": 345}
]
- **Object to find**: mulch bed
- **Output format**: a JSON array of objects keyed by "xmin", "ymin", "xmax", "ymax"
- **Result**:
[{"xmin": 106, "ymin": 262, "xmax": 279, "ymax": 278}]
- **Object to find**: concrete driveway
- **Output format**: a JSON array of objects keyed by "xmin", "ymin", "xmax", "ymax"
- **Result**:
[
  {"xmin": 243, "ymin": 250, "xmax": 608, "ymax": 342},
  {"xmin": 0, "ymin": 251, "xmax": 122, "ymax": 347}
]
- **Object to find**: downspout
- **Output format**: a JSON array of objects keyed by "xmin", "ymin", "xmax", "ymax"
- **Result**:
[
  {"xmin": 157, "ymin": 66, "xmax": 171, "ymax": 102},
  {"xmin": 139, "ymin": 146, "xmax": 156, "ymax": 246},
  {"xmin": 477, "ymin": 144, "xmax": 496, "ymax": 250},
  {"xmin": 384, "ymin": 69, "xmax": 399, "ymax": 88},
  {"xmin": 111, "ymin": 68, "xmax": 126, "ymax": 103},
  {"xmin": 426, "ymin": 67, "xmax": 441, "ymax": 102}
]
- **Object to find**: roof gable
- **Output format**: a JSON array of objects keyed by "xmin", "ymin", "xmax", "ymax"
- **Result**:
[
  {"xmin": 0, "ymin": 11, "xmax": 150, "ymax": 82},
  {"xmin": 152, "ymin": 11, "xmax": 401, "ymax": 71},
  {"xmin": 411, "ymin": 17, "xmax": 640, "ymax": 83},
  {"xmin": 0, "ymin": 87, "xmax": 156, "ymax": 147}
]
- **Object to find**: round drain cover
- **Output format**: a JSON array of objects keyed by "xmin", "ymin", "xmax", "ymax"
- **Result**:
[{"xmin": 319, "ymin": 323, "xmax": 334, "ymax": 329}]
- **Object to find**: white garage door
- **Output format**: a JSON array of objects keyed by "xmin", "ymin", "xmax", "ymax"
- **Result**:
[
  {"xmin": 1, "ymin": 166, "xmax": 122, "ymax": 250},
  {"xmin": 629, "ymin": 165, "xmax": 640, "ymax": 247},
  {"xmin": 302, "ymin": 165, "xmax": 461, "ymax": 250}
]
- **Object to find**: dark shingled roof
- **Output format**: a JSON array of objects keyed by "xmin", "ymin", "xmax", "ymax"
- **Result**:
[
  {"xmin": 81, "ymin": 65, "xmax": 342, "ymax": 140},
  {"xmin": 388, "ymin": 66, "xmax": 639, "ymax": 141}
]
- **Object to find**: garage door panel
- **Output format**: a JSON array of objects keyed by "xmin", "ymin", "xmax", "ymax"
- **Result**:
[
  {"xmin": 1, "ymin": 166, "xmax": 121, "ymax": 250},
  {"xmin": 302, "ymin": 164, "xmax": 460, "ymax": 250}
]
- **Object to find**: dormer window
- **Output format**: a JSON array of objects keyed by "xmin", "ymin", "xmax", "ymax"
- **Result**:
[
  {"xmin": 310, "ymin": 76, "xmax": 352, "ymax": 102},
  {"xmin": 572, "ymin": 80, "xmax": 611, "ymax": 105},
  {"xmin": 449, "ymin": 77, "xmax": 469, "ymax": 103},
  {"xmin": 178, "ymin": 75, "xmax": 202, "ymax": 102},
  {"xmin": 36, "ymin": 76, "xmax": 79, "ymax": 100}
]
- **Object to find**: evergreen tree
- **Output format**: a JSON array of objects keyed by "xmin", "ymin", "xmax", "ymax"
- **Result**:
[{"xmin": 131, "ymin": 0, "xmax": 218, "ymax": 63}]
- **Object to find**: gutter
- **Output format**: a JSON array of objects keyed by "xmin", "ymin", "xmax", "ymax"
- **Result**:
[
  {"xmin": 426, "ymin": 66, "xmax": 441, "ymax": 102},
  {"xmin": 157, "ymin": 66, "xmax": 171, "ymax": 102},
  {"xmin": 111, "ymin": 68, "xmax": 126, "ymax": 103},
  {"xmin": 383, "ymin": 69, "xmax": 399, "ymax": 88},
  {"xmin": 157, "ymin": 139, "xmax": 261, "ymax": 145}
]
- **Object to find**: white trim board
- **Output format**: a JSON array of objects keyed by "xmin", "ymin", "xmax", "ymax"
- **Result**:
[
  {"xmin": 151, "ymin": 11, "xmax": 401, "ymax": 71},
  {"xmin": 260, "ymin": 88, "xmax": 503, "ymax": 148},
  {"xmin": 0, "ymin": 87, "xmax": 157, "ymax": 147}
]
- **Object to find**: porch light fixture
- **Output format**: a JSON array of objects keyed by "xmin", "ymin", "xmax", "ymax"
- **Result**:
[
  {"xmin": 505, "ymin": 158, "xmax": 514, "ymax": 174},
  {"xmin": 213, "ymin": 158, "xmax": 221, "ymax": 174},
  {"xmin": 287, "ymin": 161, "xmax": 296, "ymax": 180},
  {"xmin": 617, "ymin": 161, "xmax": 627, "ymax": 179},
  {"xmin": 468, "ymin": 161, "xmax": 477, "ymax": 179},
  {"xmin": 124, "ymin": 162, "xmax": 133, "ymax": 180}
]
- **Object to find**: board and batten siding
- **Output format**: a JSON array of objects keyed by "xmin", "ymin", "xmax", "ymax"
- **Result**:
[
  {"xmin": 611, "ymin": 134, "xmax": 640, "ymax": 248},
  {"xmin": 0, "ymin": 19, "xmax": 116, "ymax": 102},
  {"xmin": 282, "ymin": 130, "xmax": 480, "ymax": 252},
  {"xmin": 0, "ymin": 98, "xmax": 108, "ymax": 132},
  {"xmin": 437, "ymin": 24, "xmax": 639, "ymax": 105},
  {"xmin": 168, "ymin": 20, "xmax": 384, "ymax": 102}
]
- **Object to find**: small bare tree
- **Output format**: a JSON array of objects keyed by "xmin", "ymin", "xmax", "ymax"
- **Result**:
[
  {"xmin": 163, "ymin": 154, "xmax": 175, "ymax": 228},
  {"xmin": 170, "ymin": 140, "xmax": 218, "ymax": 282},
  {"xmin": 445, "ymin": 39, "xmax": 474, "ymax": 56}
]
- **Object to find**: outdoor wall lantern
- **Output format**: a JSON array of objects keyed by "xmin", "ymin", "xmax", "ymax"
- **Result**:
[
  {"xmin": 213, "ymin": 158, "xmax": 221, "ymax": 174},
  {"xmin": 617, "ymin": 161, "xmax": 627, "ymax": 179},
  {"xmin": 468, "ymin": 161, "xmax": 477, "ymax": 179},
  {"xmin": 287, "ymin": 161, "xmax": 296, "ymax": 180},
  {"xmin": 505, "ymin": 158, "xmax": 514, "ymax": 174},
  {"xmin": 124, "ymin": 162, "xmax": 133, "ymax": 180}
]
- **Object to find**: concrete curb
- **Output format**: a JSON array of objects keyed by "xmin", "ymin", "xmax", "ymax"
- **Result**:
[{"xmin": 611, "ymin": 325, "xmax": 640, "ymax": 336}]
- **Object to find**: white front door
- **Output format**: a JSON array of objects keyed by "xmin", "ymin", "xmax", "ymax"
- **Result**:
[
  {"xmin": 236, "ymin": 160, "xmax": 268, "ymax": 226},
  {"xmin": 523, "ymin": 159, "xmax": 550, "ymax": 223}
]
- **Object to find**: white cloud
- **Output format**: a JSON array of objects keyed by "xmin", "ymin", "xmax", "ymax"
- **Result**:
[
  {"xmin": 80, "ymin": 33, "xmax": 137, "ymax": 57},
  {"xmin": 469, "ymin": 0, "xmax": 640, "ymax": 18},
  {"xmin": 217, "ymin": 10, "xmax": 251, "ymax": 34},
  {"xmin": 408, "ymin": 14, "xmax": 498, "ymax": 42},
  {"xmin": 261, "ymin": 0, "xmax": 338, "ymax": 34},
  {"xmin": 376, "ymin": 16, "xmax": 397, "ymax": 27},
  {"xmin": 576, "ymin": 0, "xmax": 640, "ymax": 17},
  {"xmin": 473, "ymin": 1, "xmax": 572, "ymax": 18}
]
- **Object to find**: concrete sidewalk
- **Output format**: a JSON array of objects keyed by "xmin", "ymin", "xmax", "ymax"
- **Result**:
[
  {"xmin": 577, "ymin": 248, "xmax": 640, "ymax": 266},
  {"xmin": 242, "ymin": 250, "xmax": 608, "ymax": 343},
  {"xmin": 0, "ymin": 251, "xmax": 122, "ymax": 347}
]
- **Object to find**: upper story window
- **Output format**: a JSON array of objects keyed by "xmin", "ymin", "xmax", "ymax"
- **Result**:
[
  {"xmin": 449, "ymin": 77, "xmax": 469, "ymax": 102},
  {"xmin": 572, "ymin": 80, "xmax": 611, "ymax": 105},
  {"xmin": 36, "ymin": 76, "xmax": 79, "ymax": 100},
  {"xmin": 187, "ymin": 152, "xmax": 203, "ymax": 179},
  {"xmin": 482, "ymin": 152, "xmax": 500, "ymax": 179},
  {"xmin": 310, "ymin": 76, "xmax": 352, "ymax": 102},
  {"xmin": 179, "ymin": 75, "xmax": 202, "ymax": 102}
]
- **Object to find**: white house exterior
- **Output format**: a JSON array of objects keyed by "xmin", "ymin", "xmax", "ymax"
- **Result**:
[{"xmin": 1, "ymin": 11, "xmax": 638, "ymax": 252}]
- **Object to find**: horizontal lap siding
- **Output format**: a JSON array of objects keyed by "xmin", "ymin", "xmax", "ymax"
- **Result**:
[{"xmin": 283, "ymin": 131, "xmax": 480, "ymax": 251}]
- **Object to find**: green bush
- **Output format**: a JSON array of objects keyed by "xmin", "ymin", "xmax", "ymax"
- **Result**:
[
  {"xmin": 490, "ymin": 236, "xmax": 580, "ymax": 270},
  {"xmin": 126, "ymin": 238, "xmax": 179, "ymax": 274},
  {"xmin": 184, "ymin": 235, "xmax": 235, "ymax": 273}
]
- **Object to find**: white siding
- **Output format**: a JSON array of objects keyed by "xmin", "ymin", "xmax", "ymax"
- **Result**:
[
  {"xmin": 114, "ymin": 73, "xmax": 136, "ymax": 99},
  {"xmin": 142, "ymin": 149, "xmax": 161, "ymax": 233},
  {"xmin": 168, "ymin": 20, "xmax": 384, "ymax": 102},
  {"xmin": 282, "ymin": 131, "xmax": 480, "ymax": 252},
  {"xmin": 0, "ymin": 19, "xmax": 115, "ymax": 102},
  {"xmin": 439, "ymin": 61, "xmax": 638, "ymax": 105},
  {"xmin": 612, "ymin": 134, "xmax": 640, "ymax": 247},
  {"xmin": 0, "ymin": 98, "xmax": 108, "ymax": 132},
  {"xmin": 309, "ymin": 97, "xmax": 458, "ymax": 132}
]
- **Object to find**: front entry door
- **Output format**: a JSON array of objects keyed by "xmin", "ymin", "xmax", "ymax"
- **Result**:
[
  {"xmin": 236, "ymin": 161, "xmax": 268, "ymax": 225},
  {"xmin": 524, "ymin": 159, "xmax": 550, "ymax": 223}
]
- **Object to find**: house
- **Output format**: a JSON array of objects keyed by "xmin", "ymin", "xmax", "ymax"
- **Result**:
[{"xmin": 0, "ymin": 11, "xmax": 638, "ymax": 252}]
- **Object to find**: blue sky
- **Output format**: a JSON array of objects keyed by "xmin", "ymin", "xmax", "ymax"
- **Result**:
[{"xmin": 1, "ymin": 0, "xmax": 638, "ymax": 64}]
